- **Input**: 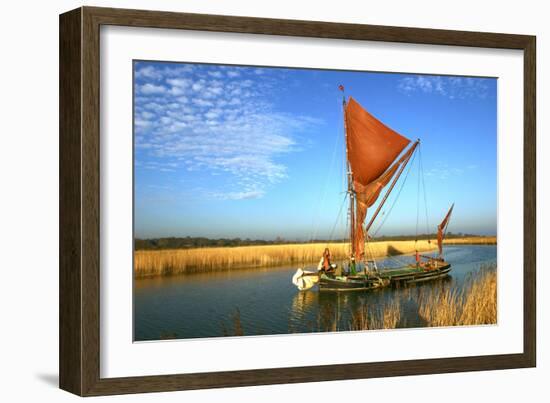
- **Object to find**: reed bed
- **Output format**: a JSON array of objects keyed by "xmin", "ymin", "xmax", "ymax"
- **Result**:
[
  {"xmin": 417, "ymin": 265, "xmax": 497, "ymax": 326},
  {"xmin": 443, "ymin": 236, "xmax": 497, "ymax": 245},
  {"xmin": 349, "ymin": 299, "xmax": 402, "ymax": 330},
  {"xmin": 318, "ymin": 264, "xmax": 496, "ymax": 332},
  {"xmin": 134, "ymin": 240, "xmax": 437, "ymax": 278},
  {"xmin": 221, "ymin": 308, "xmax": 244, "ymax": 337}
]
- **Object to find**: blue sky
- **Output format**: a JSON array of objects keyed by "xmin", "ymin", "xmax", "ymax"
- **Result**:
[{"xmin": 133, "ymin": 61, "xmax": 497, "ymax": 240}]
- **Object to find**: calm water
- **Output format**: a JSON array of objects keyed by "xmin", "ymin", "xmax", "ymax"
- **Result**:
[{"xmin": 134, "ymin": 245, "xmax": 496, "ymax": 341}]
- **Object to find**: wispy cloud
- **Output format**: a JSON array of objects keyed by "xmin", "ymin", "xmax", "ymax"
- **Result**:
[
  {"xmin": 398, "ymin": 75, "xmax": 492, "ymax": 99},
  {"xmin": 210, "ymin": 189, "xmax": 266, "ymax": 200},
  {"xmin": 424, "ymin": 161, "xmax": 465, "ymax": 180},
  {"xmin": 134, "ymin": 62, "xmax": 322, "ymax": 200}
]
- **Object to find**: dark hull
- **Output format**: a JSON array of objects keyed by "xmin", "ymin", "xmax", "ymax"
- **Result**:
[
  {"xmin": 380, "ymin": 264, "xmax": 451, "ymax": 285},
  {"xmin": 315, "ymin": 261, "xmax": 451, "ymax": 291},
  {"xmin": 319, "ymin": 274, "xmax": 389, "ymax": 292}
]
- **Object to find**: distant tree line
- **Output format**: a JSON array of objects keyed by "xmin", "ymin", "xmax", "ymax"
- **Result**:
[
  {"xmin": 134, "ymin": 232, "xmax": 488, "ymax": 250},
  {"xmin": 134, "ymin": 236, "xmax": 291, "ymax": 250},
  {"xmin": 373, "ymin": 232, "xmax": 478, "ymax": 241}
]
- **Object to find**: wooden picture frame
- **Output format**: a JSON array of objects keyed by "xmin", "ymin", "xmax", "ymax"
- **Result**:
[{"xmin": 59, "ymin": 6, "xmax": 536, "ymax": 396}]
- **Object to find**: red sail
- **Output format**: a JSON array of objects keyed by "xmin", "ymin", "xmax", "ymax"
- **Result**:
[
  {"xmin": 437, "ymin": 204, "xmax": 454, "ymax": 256},
  {"xmin": 345, "ymin": 98, "xmax": 411, "ymax": 186},
  {"xmin": 344, "ymin": 97, "xmax": 411, "ymax": 258}
]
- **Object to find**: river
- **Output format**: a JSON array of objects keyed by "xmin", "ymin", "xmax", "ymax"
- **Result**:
[{"xmin": 134, "ymin": 245, "xmax": 496, "ymax": 341}]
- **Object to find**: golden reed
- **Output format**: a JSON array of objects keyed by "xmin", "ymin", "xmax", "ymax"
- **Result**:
[
  {"xmin": 418, "ymin": 266, "xmax": 497, "ymax": 326},
  {"xmin": 349, "ymin": 299, "xmax": 402, "ymax": 330},
  {"xmin": 134, "ymin": 237, "xmax": 496, "ymax": 278},
  {"xmin": 443, "ymin": 236, "xmax": 496, "ymax": 246},
  {"xmin": 134, "ymin": 240, "xmax": 440, "ymax": 278},
  {"xmin": 346, "ymin": 265, "xmax": 496, "ymax": 330}
]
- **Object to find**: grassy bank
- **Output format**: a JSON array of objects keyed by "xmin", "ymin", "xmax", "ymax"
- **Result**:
[
  {"xmin": 134, "ymin": 240, "xmax": 435, "ymax": 278},
  {"xmin": 134, "ymin": 237, "xmax": 495, "ymax": 278}
]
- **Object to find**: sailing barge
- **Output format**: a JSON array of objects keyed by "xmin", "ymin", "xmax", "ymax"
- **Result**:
[{"xmin": 292, "ymin": 89, "xmax": 454, "ymax": 292}]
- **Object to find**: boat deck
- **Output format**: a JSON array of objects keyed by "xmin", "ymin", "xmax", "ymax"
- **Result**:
[
  {"xmin": 379, "ymin": 266, "xmax": 424, "ymax": 276},
  {"xmin": 378, "ymin": 263, "xmax": 451, "ymax": 283},
  {"xmin": 315, "ymin": 261, "xmax": 451, "ymax": 291}
]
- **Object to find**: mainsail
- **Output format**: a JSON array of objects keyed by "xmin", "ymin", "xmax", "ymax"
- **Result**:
[
  {"xmin": 344, "ymin": 97, "xmax": 413, "ymax": 259},
  {"xmin": 437, "ymin": 204, "xmax": 454, "ymax": 256}
]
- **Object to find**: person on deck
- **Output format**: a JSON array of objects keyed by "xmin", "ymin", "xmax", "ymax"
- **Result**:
[
  {"xmin": 322, "ymin": 248, "xmax": 333, "ymax": 272},
  {"xmin": 415, "ymin": 250, "xmax": 424, "ymax": 268}
]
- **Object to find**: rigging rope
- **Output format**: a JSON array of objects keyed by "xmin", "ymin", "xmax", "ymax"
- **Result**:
[
  {"xmin": 371, "ymin": 149, "xmax": 418, "ymax": 237},
  {"xmin": 383, "ymin": 253, "xmax": 409, "ymax": 267},
  {"xmin": 364, "ymin": 239, "xmax": 409, "ymax": 270},
  {"xmin": 419, "ymin": 146, "xmax": 431, "ymax": 240},
  {"xmin": 328, "ymin": 192, "xmax": 349, "ymax": 243},
  {"xmin": 415, "ymin": 146, "xmax": 421, "ymax": 243},
  {"xmin": 308, "ymin": 94, "xmax": 343, "ymax": 243}
]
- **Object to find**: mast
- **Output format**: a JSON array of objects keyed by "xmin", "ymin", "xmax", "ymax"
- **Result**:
[
  {"xmin": 364, "ymin": 139, "xmax": 420, "ymax": 234},
  {"xmin": 341, "ymin": 89, "xmax": 355, "ymax": 259}
]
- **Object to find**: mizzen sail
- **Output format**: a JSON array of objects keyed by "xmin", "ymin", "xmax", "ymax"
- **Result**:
[
  {"xmin": 344, "ymin": 97, "xmax": 412, "ymax": 258},
  {"xmin": 437, "ymin": 204, "xmax": 454, "ymax": 256}
]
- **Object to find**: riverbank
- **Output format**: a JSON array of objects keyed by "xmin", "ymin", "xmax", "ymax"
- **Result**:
[{"xmin": 134, "ymin": 236, "xmax": 496, "ymax": 278}]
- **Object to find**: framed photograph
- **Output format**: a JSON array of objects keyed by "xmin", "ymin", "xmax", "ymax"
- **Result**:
[{"xmin": 59, "ymin": 6, "xmax": 536, "ymax": 396}]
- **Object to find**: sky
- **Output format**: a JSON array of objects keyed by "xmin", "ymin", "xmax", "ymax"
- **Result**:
[{"xmin": 133, "ymin": 60, "xmax": 497, "ymax": 240}]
